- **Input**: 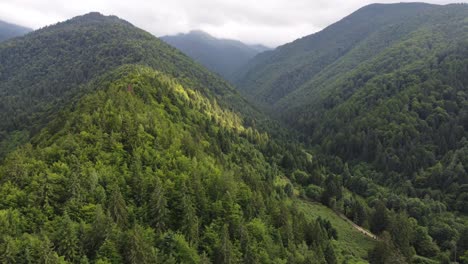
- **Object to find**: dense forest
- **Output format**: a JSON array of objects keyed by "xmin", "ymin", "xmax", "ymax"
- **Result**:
[
  {"xmin": 234, "ymin": 2, "xmax": 468, "ymax": 264},
  {"xmin": 0, "ymin": 12, "xmax": 255, "ymax": 160},
  {"xmin": 233, "ymin": 3, "xmax": 438, "ymax": 106},
  {"xmin": 0, "ymin": 3, "xmax": 467, "ymax": 264},
  {"xmin": 0, "ymin": 12, "xmax": 338, "ymax": 264},
  {"xmin": 162, "ymin": 31, "xmax": 269, "ymax": 82},
  {"xmin": 0, "ymin": 65, "xmax": 340, "ymax": 263}
]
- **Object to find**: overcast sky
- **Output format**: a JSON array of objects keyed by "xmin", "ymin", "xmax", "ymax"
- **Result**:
[{"xmin": 0, "ymin": 0, "xmax": 460, "ymax": 47}]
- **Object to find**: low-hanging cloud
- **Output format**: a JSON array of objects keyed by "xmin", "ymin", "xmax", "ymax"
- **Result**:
[{"xmin": 0, "ymin": 0, "xmax": 459, "ymax": 47}]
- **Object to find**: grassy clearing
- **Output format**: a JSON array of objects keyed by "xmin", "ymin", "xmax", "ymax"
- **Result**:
[
  {"xmin": 295, "ymin": 199, "xmax": 376, "ymax": 263},
  {"xmin": 274, "ymin": 175, "xmax": 376, "ymax": 262}
]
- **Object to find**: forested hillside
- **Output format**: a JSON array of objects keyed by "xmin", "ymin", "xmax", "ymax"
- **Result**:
[
  {"xmin": 234, "ymin": 3, "xmax": 468, "ymax": 263},
  {"xmin": 0, "ymin": 13, "xmax": 253, "ymax": 159},
  {"xmin": 234, "ymin": 3, "xmax": 468, "ymax": 211},
  {"xmin": 162, "ymin": 31, "xmax": 269, "ymax": 81},
  {"xmin": 0, "ymin": 4, "xmax": 467, "ymax": 264},
  {"xmin": 0, "ymin": 20, "xmax": 31, "ymax": 42},
  {"xmin": 234, "ymin": 3, "xmax": 437, "ymax": 105},
  {"xmin": 282, "ymin": 4, "xmax": 468, "ymax": 210},
  {"xmin": 0, "ymin": 65, "xmax": 342, "ymax": 263},
  {"xmin": 0, "ymin": 12, "xmax": 355, "ymax": 264}
]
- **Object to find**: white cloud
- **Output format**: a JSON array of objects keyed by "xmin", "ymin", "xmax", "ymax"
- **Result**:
[{"xmin": 0, "ymin": 0, "xmax": 461, "ymax": 46}]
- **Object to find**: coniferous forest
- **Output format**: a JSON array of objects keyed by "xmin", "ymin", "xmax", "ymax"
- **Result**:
[{"xmin": 0, "ymin": 2, "xmax": 467, "ymax": 264}]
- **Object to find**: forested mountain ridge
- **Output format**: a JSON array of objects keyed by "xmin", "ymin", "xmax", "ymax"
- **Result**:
[
  {"xmin": 0, "ymin": 6, "xmax": 467, "ymax": 264},
  {"xmin": 281, "ymin": 3, "xmax": 468, "ymax": 208},
  {"xmin": 232, "ymin": 3, "xmax": 468, "ymax": 263},
  {"xmin": 0, "ymin": 12, "xmax": 255, "ymax": 159},
  {"xmin": 0, "ymin": 65, "xmax": 341, "ymax": 263},
  {"xmin": 0, "ymin": 20, "xmax": 31, "ymax": 42},
  {"xmin": 233, "ymin": 3, "xmax": 468, "ymax": 206},
  {"xmin": 234, "ymin": 2, "xmax": 438, "ymax": 105},
  {"xmin": 162, "ymin": 30, "xmax": 269, "ymax": 81},
  {"xmin": 0, "ymin": 12, "xmax": 345, "ymax": 264}
]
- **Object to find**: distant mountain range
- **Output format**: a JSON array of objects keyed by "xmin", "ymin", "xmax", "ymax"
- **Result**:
[
  {"xmin": 0, "ymin": 20, "xmax": 31, "ymax": 42},
  {"xmin": 162, "ymin": 30, "xmax": 270, "ymax": 81}
]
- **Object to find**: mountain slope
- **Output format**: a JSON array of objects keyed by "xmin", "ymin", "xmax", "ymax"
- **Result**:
[
  {"xmin": 0, "ymin": 12, "xmax": 253, "ymax": 158},
  {"xmin": 0, "ymin": 20, "xmax": 31, "ymax": 42},
  {"xmin": 234, "ymin": 3, "xmax": 437, "ymax": 105},
  {"xmin": 294, "ymin": 18, "xmax": 468, "ymax": 202},
  {"xmin": 1, "ymin": 7, "xmax": 467, "ymax": 264},
  {"xmin": 0, "ymin": 13, "xmax": 345, "ymax": 263},
  {"xmin": 0, "ymin": 65, "xmax": 338, "ymax": 263},
  {"xmin": 232, "ymin": 4, "xmax": 468, "ymax": 261},
  {"xmin": 234, "ymin": 3, "xmax": 468, "ymax": 204},
  {"xmin": 162, "ymin": 30, "xmax": 269, "ymax": 81}
]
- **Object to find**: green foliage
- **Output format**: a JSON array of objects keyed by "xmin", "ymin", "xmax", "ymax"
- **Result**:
[
  {"xmin": 235, "ymin": 3, "xmax": 439, "ymax": 105},
  {"xmin": 0, "ymin": 12, "xmax": 254, "ymax": 159},
  {"xmin": 2, "ymin": 5, "xmax": 467, "ymax": 264},
  {"xmin": 0, "ymin": 66, "xmax": 336, "ymax": 263},
  {"xmin": 235, "ymin": 3, "xmax": 468, "ymax": 262}
]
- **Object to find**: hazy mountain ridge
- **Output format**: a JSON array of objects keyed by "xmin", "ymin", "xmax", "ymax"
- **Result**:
[
  {"xmin": 162, "ymin": 30, "xmax": 270, "ymax": 81},
  {"xmin": 0, "ymin": 20, "xmax": 32, "ymax": 42}
]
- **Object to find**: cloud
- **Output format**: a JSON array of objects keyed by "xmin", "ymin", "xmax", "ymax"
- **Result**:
[{"xmin": 0, "ymin": 0, "xmax": 460, "ymax": 47}]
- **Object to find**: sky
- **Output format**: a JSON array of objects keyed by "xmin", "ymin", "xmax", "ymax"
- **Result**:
[{"xmin": 0, "ymin": 0, "xmax": 460, "ymax": 47}]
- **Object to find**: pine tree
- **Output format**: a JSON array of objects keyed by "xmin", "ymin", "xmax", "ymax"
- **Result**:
[
  {"xmin": 37, "ymin": 234, "xmax": 62, "ymax": 264},
  {"xmin": 54, "ymin": 213, "xmax": 79, "ymax": 263},
  {"xmin": 371, "ymin": 201, "xmax": 389, "ymax": 234},
  {"xmin": 124, "ymin": 225, "xmax": 157, "ymax": 264},
  {"xmin": 97, "ymin": 239, "xmax": 122, "ymax": 264},
  {"xmin": 107, "ymin": 184, "xmax": 128, "ymax": 227},
  {"xmin": 85, "ymin": 205, "xmax": 110, "ymax": 258},
  {"xmin": 148, "ymin": 178, "xmax": 168, "ymax": 233},
  {"xmin": 216, "ymin": 224, "xmax": 234, "ymax": 264}
]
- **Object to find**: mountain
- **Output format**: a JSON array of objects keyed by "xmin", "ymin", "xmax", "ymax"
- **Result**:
[
  {"xmin": 0, "ymin": 12, "xmax": 255, "ymax": 158},
  {"xmin": 162, "ymin": 30, "xmax": 269, "ymax": 81},
  {"xmin": 0, "ymin": 64, "xmax": 341, "ymax": 263},
  {"xmin": 0, "ymin": 12, "xmax": 343, "ymax": 263},
  {"xmin": 0, "ymin": 20, "xmax": 31, "ymax": 42},
  {"xmin": 234, "ymin": 3, "xmax": 441, "ymax": 105},
  {"xmin": 234, "ymin": 3, "xmax": 468, "ymax": 261},
  {"xmin": 235, "ymin": 3, "xmax": 468, "ymax": 197},
  {"xmin": 1, "ymin": 7, "xmax": 467, "ymax": 264}
]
